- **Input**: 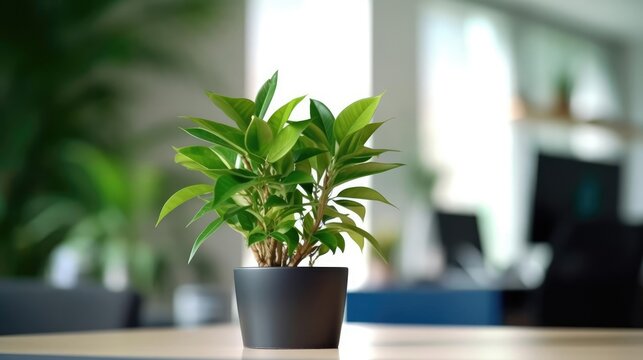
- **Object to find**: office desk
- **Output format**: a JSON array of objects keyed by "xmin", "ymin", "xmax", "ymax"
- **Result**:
[{"xmin": 1, "ymin": 324, "xmax": 642, "ymax": 360}]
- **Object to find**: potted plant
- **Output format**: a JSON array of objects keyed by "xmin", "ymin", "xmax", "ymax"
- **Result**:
[{"xmin": 157, "ymin": 71, "xmax": 401, "ymax": 348}]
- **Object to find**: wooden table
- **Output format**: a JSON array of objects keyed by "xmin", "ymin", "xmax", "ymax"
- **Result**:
[{"xmin": 1, "ymin": 323, "xmax": 642, "ymax": 359}]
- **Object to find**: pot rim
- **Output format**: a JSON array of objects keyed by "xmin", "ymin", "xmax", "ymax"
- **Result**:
[{"xmin": 234, "ymin": 266, "xmax": 348, "ymax": 271}]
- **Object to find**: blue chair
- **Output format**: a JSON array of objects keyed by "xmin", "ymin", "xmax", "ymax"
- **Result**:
[{"xmin": 346, "ymin": 288, "xmax": 502, "ymax": 325}]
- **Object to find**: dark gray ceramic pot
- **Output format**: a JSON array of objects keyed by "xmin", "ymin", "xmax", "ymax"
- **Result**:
[{"xmin": 234, "ymin": 267, "xmax": 348, "ymax": 349}]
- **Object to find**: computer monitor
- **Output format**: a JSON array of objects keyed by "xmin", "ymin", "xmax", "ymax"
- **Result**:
[
  {"xmin": 528, "ymin": 153, "xmax": 621, "ymax": 244},
  {"xmin": 435, "ymin": 211, "xmax": 483, "ymax": 267}
]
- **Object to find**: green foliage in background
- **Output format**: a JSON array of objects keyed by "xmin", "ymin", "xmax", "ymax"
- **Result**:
[
  {"xmin": 0, "ymin": 0, "xmax": 216, "ymax": 291},
  {"xmin": 158, "ymin": 72, "xmax": 402, "ymax": 267}
]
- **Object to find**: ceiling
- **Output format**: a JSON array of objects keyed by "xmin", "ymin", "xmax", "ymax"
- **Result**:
[{"xmin": 482, "ymin": 0, "xmax": 643, "ymax": 42}]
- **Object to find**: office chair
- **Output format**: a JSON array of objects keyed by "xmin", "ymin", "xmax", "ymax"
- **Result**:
[
  {"xmin": 0, "ymin": 280, "xmax": 140, "ymax": 335},
  {"xmin": 536, "ymin": 219, "xmax": 643, "ymax": 327}
]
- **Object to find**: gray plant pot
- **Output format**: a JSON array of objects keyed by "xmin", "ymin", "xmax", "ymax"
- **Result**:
[{"xmin": 234, "ymin": 267, "xmax": 348, "ymax": 349}]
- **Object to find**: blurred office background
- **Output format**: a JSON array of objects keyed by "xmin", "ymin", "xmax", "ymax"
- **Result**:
[{"xmin": 1, "ymin": 0, "xmax": 643, "ymax": 333}]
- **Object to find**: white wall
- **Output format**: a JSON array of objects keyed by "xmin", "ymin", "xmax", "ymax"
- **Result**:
[
  {"xmin": 623, "ymin": 42, "xmax": 643, "ymax": 222},
  {"xmin": 627, "ymin": 43, "xmax": 643, "ymax": 125},
  {"xmin": 372, "ymin": 0, "xmax": 440, "ymax": 280},
  {"xmin": 371, "ymin": 0, "xmax": 420, "ymax": 223}
]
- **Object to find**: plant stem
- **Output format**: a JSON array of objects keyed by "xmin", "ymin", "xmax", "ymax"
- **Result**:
[
  {"xmin": 266, "ymin": 236, "xmax": 277, "ymax": 266},
  {"xmin": 281, "ymin": 247, "xmax": 288, "ymax": 266},
  {"xmin": 241, "ymin": 156, "xmax": 253, "ymax": 171},
  {"xmin": 288, "ymin": 168, "xmax": 334, "ymax": 266},
  {"xmin": 275, "ymin": 240, "xmax": 282, "ymax": 265},
  {"xmin": 251, "ymin": 244, "xmax": 264, "ymax": 266}
]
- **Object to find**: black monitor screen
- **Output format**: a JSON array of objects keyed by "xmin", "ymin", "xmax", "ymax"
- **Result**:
[
  {"xmin": 435, "ymin": 211, "xmax": 482, "ymax": 266},
  {"xmin": 528, "ymin": 153, "xmax": 621, "ymax": 244}
]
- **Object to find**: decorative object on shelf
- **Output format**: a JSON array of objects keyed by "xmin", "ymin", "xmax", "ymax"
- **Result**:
[
  {"xmin": 552, "ymin": 72, "xmax": 574, "ymax": 120},
  {"xmin": 157, "ymin": 71, "xmax": 401, "ymax": 348}
]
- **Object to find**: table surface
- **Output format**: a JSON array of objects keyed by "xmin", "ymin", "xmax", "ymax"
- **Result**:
[{"xmin": 1, "ymin": 323, "xmax": 642, "ymax": 360}]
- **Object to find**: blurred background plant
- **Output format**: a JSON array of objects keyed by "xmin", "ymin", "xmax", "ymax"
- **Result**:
[
  {"xmin": 0, "ymin": 0, "xmax": 219, "ymax": 293},
  {"xmin": 408, "ymin": 159, "xmax": 438, "ymax": 203}
]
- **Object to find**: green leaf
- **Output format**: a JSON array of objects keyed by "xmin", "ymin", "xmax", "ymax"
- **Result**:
[
  {"xmin": 157, "ymin": 184, "xmax": 212, "ymax": 226},
  {"xmin": 346, "ymin": 230, "xmax": 364, "ymax": 250},
  {"xmin": 295, "ymin": 159, "xmax": 312, "ymax": 176},
  {"xmin": 265, "ymin": 195, "xmax": 288, "ymax": 207},
  {"xmin": 248, "ymin": 232, "xmax": 267, "ymax": 246},
  {"xmin": 337, "ymin": 122, "xmax": 386, "ymax": 158},
  {"xmin": 285, "ymin": 228, "xmax": 300, "ymax": 256},
  {"xmin": 210, "ymin": 145, "xmax": 238, "ymax": 168},
  {"xmin": 267, "ymin": 120, "xmax": 311, "ymax": 162},
  {"xmin": 299, "ymin": 181, "xmax": 314, "ymax": 198},
  {"xmin": 189, "ymin": 217, "xmax": 225, "ymax": 263},
  {"xmin": 323, "ymin": 205, "xmax": 348, "ymax": 221},
  {"xmin": 354, "ymin": 121, "xmax": 387, "ymax": 145},
  {"xmin": 302, "ymin": 123, "xmax": 330, "ymax": 150},
  {"xmin": 334, "ymin": 162, "xmax": 403, "ymax": 186},
  {"xmin": 281, "ymin": 170, "xmax": 315, "ymax": 185},
  {"xmin": 202, "ymin": 168, "xmax": 256, "ymax": 180},
  {"xmin": 175, "ymin": 146, "xmax": 226, "ymax": 170},
  {"xmin": 277, "ymin": 205, "xmax": 305, "ymax": 219},
  {"xmin": 182, "ymin": 126, "xmax": 246, "ymax": 156},
  {"xmin": 293, "ymin": 147, "xmax": 327, "ymax": 163},
  {"xmin": 313, "ymin": 230, "xmax": 337, "ymax": 253},
  {"xmin": 318, "ymin": 244, "xmax": 330, "ymax": 256},
  {"xmin": 310, "ymin": 99, "xmax": 335, "ymax": 153},
  {"xmin": 206, "ymin": 91, "xmax": 255, "ymax": 131},
  {"xmin": 212, "ymin": 175, "xmax": 259, "ymax": 209},
  {"xmin": 186, "ymin": 201, "xmax": 212, "ymax": 227},
  {"xmin": 188, "ymin": 205, "xmax": 249, "ymax": 263},
  {"xmin": 174, "ymin": 153, "xmax": 205, "ymax": 171},
  {"xmin": 245, "ymin": 116, "xmax": 273, "ymax": 156},
  {"xmin": 268, "ymin": 95, "xmax": 306, "ymax": 134},
  {"xmin": 334, "ymin": 232, "xmax": 346, "ymax": 252},
  {"xmin": 325, "ymin": 222, "xmax": 385, "ymax": 260},
  {"xmin": 333, "ymin": 94, "xmax": 382, "ymax": 142},
  {"xmin": 318, "ymin": 230, "xmax": 346, "ymax": 253},
  {"xmin": 255, "ymin": 71, "xmax": 278, "ymax": 119},
  {"xmin": 334, "ymin": 199, "xmax": 366, "ymax": 220},
  {"xmin": 303, "ymin": 213, "xmax": 314, "ymax": 235},
  {"xmin": 183, "ymin": 128, "xmax": 230, "ymax": 148},
  {"xmin": 289, "ymin": 188, "xmax": 302, "ymax": 205},
  {"xmin": 322, "ymin": 207, "xmax": 364, "ymax": 248},
  {"xmin": 236, "ymin": 210, "xmax": 255, "ymax": 231},
  {"xmin": 336, "ymin": 186, "xmax": 394, "ymax": 206},
  {"xmin": 275, "ymin": 151, "xmax": 294, "ymax": 176},
  {"xmin": 270, "ymin": 231, "xmax": 289, "ymax": 244},
  {"xmin": 276, "ymin": 219, "xmax": 296, "ymax": 233},
  {"xmin": 189, "ymin": 116, "xmax": 243, "ymax": 144},
  {"xmin": 186, "ymin": 117, "xmax": 247, "ymax": 151},
  {"xmin": 213, "ymin": 197, "xmax": 240, "ymax": 216},
  {"xmin": 312, "ymin": 152, "xmax": 331, "ymax": 176},
  {"xmin": 340, "ymin": 147, "xmax": 397, "ymax": 166}
]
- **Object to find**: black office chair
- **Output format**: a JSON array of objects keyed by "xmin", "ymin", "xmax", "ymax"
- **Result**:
[
  {"xmin": 536, "ymin": 220, "xmax": 643, "ymax": 327},
  {"xmin": 0, "ymin": 280, "xmax": 140, "ymax": 335}
]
